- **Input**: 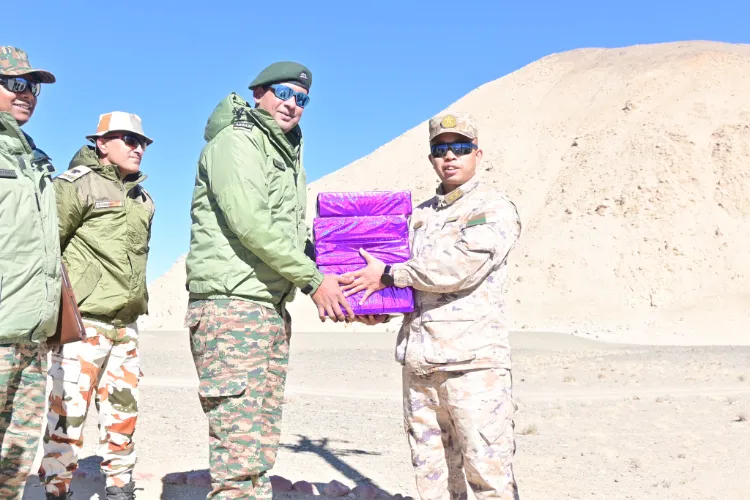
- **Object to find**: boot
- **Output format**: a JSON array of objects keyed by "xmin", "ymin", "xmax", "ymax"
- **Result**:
[
  {"xmin": 45, "ymin": 492, "xmax": 74, "ymax": 500},
  {"xmin": 105, "ymin": 481, "xmax": 143, "ymax": 500}
]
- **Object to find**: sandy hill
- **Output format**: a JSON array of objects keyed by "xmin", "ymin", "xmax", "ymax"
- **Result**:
[{"xmin": 140, "ymin": 40, "xmax": 750, "ymax": 345}]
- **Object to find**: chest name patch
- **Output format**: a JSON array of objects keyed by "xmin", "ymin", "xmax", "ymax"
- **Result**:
[{"xmin": 94, "ymin": 200, "xmax": 124, "ymax": 210}]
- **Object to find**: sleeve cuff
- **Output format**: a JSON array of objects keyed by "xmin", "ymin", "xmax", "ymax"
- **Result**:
[
  {"xmin": 391, "ymin": 263, "xmax": 412, "ymax": 288},
  {"xmin": 301, "ymin": 269, "xmax": 324, "ymax": 295}
]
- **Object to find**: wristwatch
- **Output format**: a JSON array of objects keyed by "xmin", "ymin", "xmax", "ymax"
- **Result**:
[{"xmin": 380, "ymin": 264, "xmax": 394, "ymax": 287}]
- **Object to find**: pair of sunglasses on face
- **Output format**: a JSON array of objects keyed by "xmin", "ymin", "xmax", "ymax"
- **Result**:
[
  {"xmin": 0, "ymin": 76, "xmax": 41, "ymax": 97},
  {"xmin": 104, "ymin": 133, "xmax": 148, "ymax": 150},
  {"xmin": 269, "ymin": 84, "xmax": 310, "ymax": 108},
  {"xmin": 430, "ymin": 142, "xmax": 478, "ymax": 158}
]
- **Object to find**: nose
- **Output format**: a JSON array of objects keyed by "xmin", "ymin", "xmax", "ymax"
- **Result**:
[{"xmin": 444, "ymin": 148, "xmax": 458, "ymax": 160}]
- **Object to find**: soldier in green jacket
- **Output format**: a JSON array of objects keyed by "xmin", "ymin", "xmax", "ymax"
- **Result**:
[
  {"xmin": 39, "ymin": 112, "xmax": 155, "ymax": 500},
  {"xmin": 0, "ymin": 46, "xmax": 61, "ymax": 500},
  {"xmin": 184, "ymin": 61, "xmax": 354, "ymax": 499}
]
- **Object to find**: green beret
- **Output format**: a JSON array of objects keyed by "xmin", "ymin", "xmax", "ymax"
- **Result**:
[{"xmin": 249, "ymin": 61, "xmax": 312, "ymax": 91}]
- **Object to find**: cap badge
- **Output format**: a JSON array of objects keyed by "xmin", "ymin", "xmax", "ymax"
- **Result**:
[
  {"xmin": 299, "ymin": 71, "xmax": 309, "ymax": 80},
  {"xmin": 440, "ymin": 115, "xmax": 457, "ymax": 129}
]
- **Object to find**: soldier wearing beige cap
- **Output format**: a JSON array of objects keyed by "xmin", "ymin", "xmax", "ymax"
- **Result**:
[
  {"xmin": 343, "ymin": 112, "xmax": 524, "ymax": 499},
  {"xmin": 39, "ymin": 111, "xmax": 155, "ymax": 500},
  {"xmin": 0, "ymin": 45, "xmax": 62, "ymax": 500}
]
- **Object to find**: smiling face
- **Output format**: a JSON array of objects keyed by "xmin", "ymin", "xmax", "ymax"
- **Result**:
[
  {"xmin": 0, "ymin": 77, "xmax": 37, "ymax": 126},
  {"xmin": 428, "ymin": 132, "xmax": 483, "ymax": 193},
  {"xmin": 253, "ymin": 81, "xmax": 307, "ymax": 133}
]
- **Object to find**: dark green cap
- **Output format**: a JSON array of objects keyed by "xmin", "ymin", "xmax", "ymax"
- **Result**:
[{"xmin": 248, "ymin": 61, "xmax": 312, "ymax": 91}]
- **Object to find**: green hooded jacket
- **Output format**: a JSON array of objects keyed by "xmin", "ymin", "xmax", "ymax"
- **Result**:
[
  {"xmin": 54, "ymin": 145, "xmax": 155, "ymax": 327},
  {"xmin": 0, "ymin": 112, "xmax": 61, "ymax": 345},
  {"xmin": 185, "ymin": 93, "xmax": 323, "ymax": 310}
]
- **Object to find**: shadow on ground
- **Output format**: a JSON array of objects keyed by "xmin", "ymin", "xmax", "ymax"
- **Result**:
[{"xmin": 161, "ymin": 434, "xmax": 392, "ymax": 499}]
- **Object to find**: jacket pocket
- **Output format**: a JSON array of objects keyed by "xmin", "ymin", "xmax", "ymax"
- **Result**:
[
  {"xmin": 71, "ymin": 262, "xmax": 102, "ymax": 306},
  {"xmin": 421, "ymin": 318, "xmax": 477, "ymax": 364}
]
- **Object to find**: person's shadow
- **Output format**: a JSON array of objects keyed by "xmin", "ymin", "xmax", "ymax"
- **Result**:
[{"xmin": 160, "ymin": 434, "xmax": 392, "ymax": 500}]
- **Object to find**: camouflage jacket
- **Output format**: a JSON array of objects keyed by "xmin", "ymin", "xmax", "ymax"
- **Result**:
[
  {"xmin": 392, "ymin": 176, "xmax": 522, "ymax": 375},
  {"xmin": 54, "ymin": 145, "xmax": 154, "ymax": 327},
  {"xmin": 0, "ymin": 112, "xmax": 61, "ymax": 344},
  {"xmin": 185, "ymin": 93, "xmax": 321, "ymax": 310}
]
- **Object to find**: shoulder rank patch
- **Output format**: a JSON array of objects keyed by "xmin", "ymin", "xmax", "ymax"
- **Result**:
[
  {"xmin": 57, "ymin": 165, "xmax": 92, "ymax": 183},
  {"xmin": 413, "ymin": 220, "xmax": 424, "ymax": 229},
  {"xmin": 272, "ymin": 158, "xmax": 286, "ymax": 170},
  {"xmin": 94, "ymin": 200, "xmax": 124, "ymax": 210},
  {"xmin": 466, "ymin": 211, "xmax": 495, "ymax": 227},
  {"xmin": 233, "ymin": 121, "xmax": 254, "ymax": 131}
]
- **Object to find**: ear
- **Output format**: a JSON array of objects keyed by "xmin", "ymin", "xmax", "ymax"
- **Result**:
[
  {"xmin": 252, "ymin": 86, "xmax": 266, "ymax": 105},
  {"xmin": 475, "ymin": 147, "xmax": 483, "ymax": 163},
  {"xmin": 96, "ymin": 137, "xmax": 108, "ymax": 156}
]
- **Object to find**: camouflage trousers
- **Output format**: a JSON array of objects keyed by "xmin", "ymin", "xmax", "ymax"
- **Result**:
[
  {"xmin": 185, "ymin": 299, "xmax": 290, "ymax": 500},
  {"xmin": 403, "ymin": 367, "xmax": 520, "ymax": 500},
  {"xmin": 39, "ymin": 319, "xmax": 141, "ymax": 494},
  {"xmin": 0, "ymin": 343, "xmax": 47, "ymax": 500}
]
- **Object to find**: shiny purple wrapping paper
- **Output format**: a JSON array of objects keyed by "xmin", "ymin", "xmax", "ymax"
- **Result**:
[
  {"xmin": 317, "ymin": 264, "xmax": 414, "ymax": 315},
  {"xmin": 313, "ymin": 215, "xmax": 408, "ymax": 244},
  {"xmin": 317, "ymin": 191, "xmax": 412, "ymax": 217},
  {"xmin": 313, "ymin": 191, "xmax": 415, "ymax": 315},
  {"xmin": 315, "ymin": 240, "xmax": 411, "ymax": 266}
]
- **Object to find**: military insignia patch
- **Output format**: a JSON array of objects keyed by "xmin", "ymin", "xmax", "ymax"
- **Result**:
[
  {"xmin": 414, "ymin": 221, "xmax": 424, "ymax": 229},
  {"xmin": 272, "ymin": 158, "xmax": 286, "ymax": 170},
  {"xmin": 445, "ymin": 215, "xmax": 459, "ymax": 223},
  {"xmin": 57, "ymin": 166, "xmax": 92, "ymax": 183},
  {"xmin": 444, "ymin": 188, "xmax": 463, "ymax": 205},
  {"xmin": 233, "ymin": 121, "xmax": 254, "ymax": 131},
  {"xmin": 467, "ymin": 211, "xmax": 496, "ymax": 227},
  {"xmin": 94, "ymin": 200, "xmax": 124, "ymax": 209},
  {"xmin": 0, "ymin": 168, "xmax": 18, "ymax": 179},
  {"xmin": 441, "ymin": 114, "xmax": 457, "ymax": 129}
]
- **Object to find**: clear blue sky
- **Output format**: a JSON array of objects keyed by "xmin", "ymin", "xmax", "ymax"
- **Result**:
[{"xmin": 6, "ymin": 0, "xmax": 748, "ymax": 281}]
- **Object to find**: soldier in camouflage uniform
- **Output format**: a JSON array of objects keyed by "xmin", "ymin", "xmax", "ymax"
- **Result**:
[
  {"xmin": 0, "ymin": 46, "xmax": 61, "ymax": 500},
  {"xmin": 184, "ymin": 61, "xmax": 354, "ymax": 500},
  {"xmin": 342, "ymin": 113, "xmax": 522, "ymax": 500},
  {"xmin": 39, "ymin": 112, "xmax": 155, "ymax": 500}
]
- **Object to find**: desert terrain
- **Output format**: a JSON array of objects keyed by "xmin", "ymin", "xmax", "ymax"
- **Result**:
[
  {"xmin": 20, "ymin": 40, "xmax": 750, "ymax": 499},
  {"xmin": 22, "ymin": 329, "xmax": 750, "ymax": 500}
]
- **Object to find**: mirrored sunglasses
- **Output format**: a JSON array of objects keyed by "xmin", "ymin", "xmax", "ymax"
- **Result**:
[
  {"xmin": 0, "ymin": 76, "xmax": 41, "ymax": 97},
  {"xmin": 269, "ymin": 84, "xmax": 310, "ymax": 108},
  {"xmin": 430, "ymin": 142, "xmax": 478, "ymax": 158}
]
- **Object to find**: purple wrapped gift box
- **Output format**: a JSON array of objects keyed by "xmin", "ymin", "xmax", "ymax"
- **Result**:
[
  {"xmin": 317, "ymin": 264, "xmax": 414, "ymax": 315},
  {"xmin": 313, "ymin": 191, "xmax": 415, "ymax": 315},
  {"xmin": 317, "ymin": 190, "xmax": 412, "ymax": 217}
]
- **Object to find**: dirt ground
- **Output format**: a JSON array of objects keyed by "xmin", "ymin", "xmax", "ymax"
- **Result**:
[{"xmin": 21, "ymin": 329, "xmax": 750, "ymax": 500}]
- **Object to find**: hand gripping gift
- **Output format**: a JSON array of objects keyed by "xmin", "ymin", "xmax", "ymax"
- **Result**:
[{"xmin": 313, "ymin": 191, "xmax": 415, "ymax": 315}]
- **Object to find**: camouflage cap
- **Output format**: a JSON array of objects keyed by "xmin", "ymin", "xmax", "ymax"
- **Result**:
[
  {"xmin": 249, "ymin": 61, "xmax": 312, "ymax": 91},
  {"xmin": 428, "ymin": 112, "xmax": 478, "ymax": 142},
  {"xmin": 0, "ymin": 46, "xmax": 56, "ymax": 84}
]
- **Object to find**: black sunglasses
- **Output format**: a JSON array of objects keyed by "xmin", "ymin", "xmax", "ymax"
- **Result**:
[
  {"xmin": 105, "ymin": 133, "xmax": 148, "ymax": 150},
  {"xmin": 0, "ymin": 76, "xmax": 41, "ymax": 97},
  {"xmin": 430, "ymin": 142, "xmax": 478, "ymax": 158}
]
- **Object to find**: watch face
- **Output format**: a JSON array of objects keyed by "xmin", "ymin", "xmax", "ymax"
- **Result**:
[{"xmin": 381, "ymin": 273, "xmax": 394, "ymax": 287}]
